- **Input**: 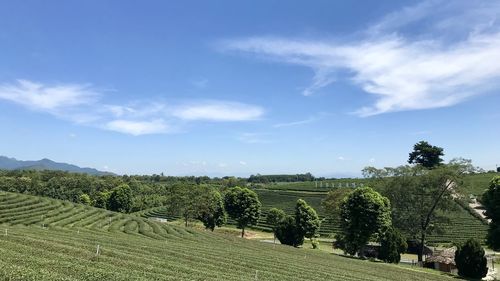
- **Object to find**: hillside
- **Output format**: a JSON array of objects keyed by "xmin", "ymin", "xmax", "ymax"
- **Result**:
[
  {"xmin": 0, "ymin": 156, "xmax": 112, "ymax": 176},
  {"xmin": 0, "ymin": 191, "xmax": 450, "ymax": 281}
]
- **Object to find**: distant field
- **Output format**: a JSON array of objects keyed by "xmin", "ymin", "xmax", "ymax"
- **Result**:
[
  {"xmin": 0, "ymin": 191, "xmax": 450, "ymax": 281},
  {"xmin": 461, "ymin": 172, "xmax": 498, "ymax": 197},
  {"xmin": 259, "ymin": 179, "xmax": 368, "ymax": 192},
  {"xmin": 140, "ymin": 187, "xmax": 488, "ymax": 244}
]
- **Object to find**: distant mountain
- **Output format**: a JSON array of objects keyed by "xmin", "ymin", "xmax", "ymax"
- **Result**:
[{"xmin": 0, "ymin": 156, "xmax": 113, "ymax": 176}]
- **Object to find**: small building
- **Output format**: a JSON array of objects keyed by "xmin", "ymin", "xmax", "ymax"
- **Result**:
[{"xmin": 424, "ymin": 247, "xmax": 457, "ymax": 274}]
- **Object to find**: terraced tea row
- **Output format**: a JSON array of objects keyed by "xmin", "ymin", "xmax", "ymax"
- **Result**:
[
  {"xmin": 0, "ymin": 192, "xmax": 195, "ymax": 240},
  {"xmin": 0, "ymin": 195, "xmax": 451, "ymax": 281}
]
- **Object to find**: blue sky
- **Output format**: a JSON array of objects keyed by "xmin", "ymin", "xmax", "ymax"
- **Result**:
[{"xmin": 0, "ymin": 0, "xmax": 499, "ymax": 177}]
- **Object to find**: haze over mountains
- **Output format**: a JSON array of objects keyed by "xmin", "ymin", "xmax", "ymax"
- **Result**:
[{"xmin": 0, "ymin": 156, "xmax": 113, "ymax": 176}]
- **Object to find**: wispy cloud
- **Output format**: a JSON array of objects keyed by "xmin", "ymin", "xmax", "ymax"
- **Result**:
[
  {"xmin": 0, "ymin": 80, "xmax": 265, "ymax": 135},
  {"xmin": 221, "ymin": 0, "xmax": 500, "ymax": 116},
  {"xmin": 172, "ymin": 101, "xmax": 264, "ymax": 121},
  {"xmin": 273, "ymin": 112, "xmax": 328, "ymax": 128}
]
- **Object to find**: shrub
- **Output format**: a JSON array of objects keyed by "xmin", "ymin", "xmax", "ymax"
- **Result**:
[
  {"xmin": 378, "ymin": 227, "xmax": 407, "ymax": 264},
  {"xmin": 455, "ymin": 238, "xmax": 488, "ymax": 279},
  {"xmin": 275, "ymin": 216, "xmax": 304, "ymax": 247}
]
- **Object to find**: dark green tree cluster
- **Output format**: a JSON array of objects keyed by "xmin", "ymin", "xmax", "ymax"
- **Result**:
[
  {"xmin": 408, "ymin": 141, "xmax": 444, "ymax": 168},
  {"xmin": 168, "ymin": 183, "xmax": 227, "ymax": 230},
  {"xmin": 248, "ymin": 173, "xmax": 315, "ymax": 183},
  {"xmin": 483, "ymin": 176, "xmax": 500, "ymax": 250},
  {"xmin": 268, "ymin": 199, "xmax": 320, "ymax": 248},
  {"xmin": 455, "ymin": 238, "xmax": 488, "ymax": 279}
]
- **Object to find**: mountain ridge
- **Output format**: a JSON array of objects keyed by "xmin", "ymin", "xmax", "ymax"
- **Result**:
[{"xmin": 0, "ymin": 156, "xmax": 114, "ymax": 176}]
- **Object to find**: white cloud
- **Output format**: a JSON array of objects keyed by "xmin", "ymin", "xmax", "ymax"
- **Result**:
[
  {"xmin": 0, "ymin": 80, "xmax": 266, "ymax": 135},
  {"xmin": 369, "ymin": 158, "xmax": 376, "ymax": 163},
  {"xmin": 222, "ymin": 1, "xmax": 500, "ymax": 116},
  {"xmin": 239, "ymin": 161, "xmax": 247, "ymax": 165},
  {"xmin": 218, "ymin": 163, "xmax": 227, "ymax": 168},
  {"xmin": 172, "ymin": 101, "xmax": 264, "ymax": 121},
  {"xmin": 0, "ymin": 79, "xmax": 97, "ymax": 111},
  {"xmin": 105, "ymin": 119, "xmax": 169, "ymax": 136},
  {"xmin": 337, "ymin": 156, "xmax": 346, "ymax": 161}
]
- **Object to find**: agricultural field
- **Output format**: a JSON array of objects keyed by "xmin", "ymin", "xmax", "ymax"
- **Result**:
[
  {"xmin": 461, "ymin": 172, "xmax": 498, "ymax": 197},
  {"xmin": 258, "ymin": 178, "xmax": 368, "ymax": 192},
  {"xmin": 0, "ymin": 191, "xmax": 451, "ymax": 281},
  {"xmin": 141, "ymin": 187, "xmax": 488, "ymax": 244}
]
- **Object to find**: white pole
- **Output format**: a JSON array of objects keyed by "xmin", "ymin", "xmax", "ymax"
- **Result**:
[
  {"xmin": 96, "ymin": 244, "xmax": 100, "ymax": 256},
  {"xmin": 255, "ymin": 270, "xmax": 258, "ymax": 281},
  {"xmin": 4, "ymin": 229, "xmax": 7, "ymax": 236}
]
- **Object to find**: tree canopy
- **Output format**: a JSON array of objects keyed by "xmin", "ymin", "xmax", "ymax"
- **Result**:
[
  {"xmin": 483, "ymin": 176, "xmax": 500, "ymax": 250},
  {"xmin": 295, "ymin": 199, "xmax": 321, "ymax": 239},
  {"xmin": 455, "ymin": 238, "xmax": 488, "ymax": 279},
  {"xmin": 336, "ymin": 187, "xmax": 391, "ymax": 256},
  {"xmin": 224, "ymin": 187, "xmax": 261, "ymax": 237},
  {"xmin": 408, "ymin": 141, "xmax": 444, "ymax": 168}
]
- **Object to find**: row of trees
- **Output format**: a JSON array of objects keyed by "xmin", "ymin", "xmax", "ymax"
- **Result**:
[{"xmin": 317, "ymin": 141, "xmax": 491, "ymax": 279}]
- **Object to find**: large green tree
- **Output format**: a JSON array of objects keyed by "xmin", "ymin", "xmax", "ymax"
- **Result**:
[
  {"xmin": 108, "ymin": 184, "xmax": 133, "ymax": 213},
  {"xmin": 483, "ymin": 176, "xmax": 500, "ymax": 250},
  {"xmin": 295, "ymin": 199, "xmax": 321, "ymax": 241},
  {"xmin": 321, "ymin": 188, "xmax": 351, "ymax": 219},
  {"xmin": 408, "ymin": 141, "xmax": 444, "ymax": 168},
  {"xmin": 337, "ymin": 187, "xmax": 391, "ymax": 256},
  {"xmin": 224, "ymin": 187, "xmax": 261, "ymax": 237},
  {"xmin": 266, "ymin": 208, "xmax": 286, "ymax": 243},
  {"xmin": 364, "ymin": 159, "xmax": 474, "ymax": 261},
  {"xmin": 455, "ymin": 238, "xmax": 488, "ymax": 279},
  {"xmin": 197, "ymin": 188, "xmax": 227, "ymax": 231}
]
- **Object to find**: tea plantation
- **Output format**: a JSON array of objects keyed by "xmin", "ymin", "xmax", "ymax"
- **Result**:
[
  {"xmin": 140, "ymin": 187, "xmax": 488, "ymax": 244},
  {"xmin": 0, "ymin": 191, "xmax": 451, "ymax": 281}
]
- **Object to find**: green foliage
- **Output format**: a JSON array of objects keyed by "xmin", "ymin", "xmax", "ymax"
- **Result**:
[
  {"xmin": 322, "ymin": 188, "xmax": 351, "ymax": 219},
  {"xmin": 455, "ymin": 238, "xmax": 488, "ymax": 279},
  {"xmin": 94, "ymin": 191, "xmax": 110, "ymax": 209},
  {"xmin": 78, "ymin": 193, "xmax": 92, "ymax": 205},
  {"xmin": 408, "ymin": 141, "xmax": 444, "ymax": 168},
  {"xmin": 266, "ymin": 208, "xmax": 286, "ymax": 235},
  {"xmin": 197, "ymin": 189, "xmax": 226, "ymax": 231},
  {"xmin": 311, "ymin": 238, "xmax": 320, "ymax": 249},
  {"xmin": 108, "ymin": 184, "xmax": 133, "ymax": 213},
  {"xmin": 295, "ymin": 199, "xmax": 320, "ymax": 239},
  {"xmin": 224, "ymin": 187, "xmax": 261, "ymax": 237},
  {"xmin": 378, "ymin": 227, "xmax": 407, "ymax": 264},
  {"xmin": 364, "ymin": 160, "xmax": 474, "ymax": 261},
  {"xmin": 275, "ymin": 216, "xmax": 304, "ymax": 247},
  {"xmin": 337, "ymin": 187, "xmax": 391, "ymax": 256},
  {"xmin": 483, "ymin": 176, "xmax": 500, "ymax": 250}
]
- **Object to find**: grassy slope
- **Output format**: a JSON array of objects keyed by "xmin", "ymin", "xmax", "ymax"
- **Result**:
[
  {"xmin": 0, "ymin": 191, "xmax": 450, "ymax": 281},
  {"xmin": 461, "ymin": 172, "xmax": 498, "ymax": 197}
]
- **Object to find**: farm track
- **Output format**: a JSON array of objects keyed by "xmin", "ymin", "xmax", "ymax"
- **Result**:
[{"xmin": 0, "ymin": 191, "xmax": 451, "ymax": 281}]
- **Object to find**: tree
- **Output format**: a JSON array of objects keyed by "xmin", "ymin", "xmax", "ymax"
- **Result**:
[
  {"xmin": 483, "ymin": 176, "xmax": 500, "ymax": 250},
  {"xmin": 408, "ymin": 141, "xmax": 444, "ymax": 168},
  {"xmin": 94, "ymin": 191, "xmax": 110, "ymax": 209},
  {"xmin": 364, "ymin": 159, "xmax": 474, "ymax": 262},
  {"xmin": 108, "ymin": 184, "xmax": 133, "ymax": 213},
  {"xmin": 378, "ymin": 227, "xmax": 407, "ymax": 264},
  {"xmin": 337, "ymin": 187, "xmax": 391, "ymax": 256},
  {"xmin": 197, "ymin": 189, "xmax": 226, "ymax": 231},
  {"xmin": 275, "ymin": 216, "xmax": 304, "ymax": 247},
  {"xmin": 78, "ymin": 193, "xmax": 92, "ymax": 205},
  {"xmin": 455, "ymin": 238, "xmax": 488, "ymax": 279},
  {"xmin": 266, "ymin": 208, "xmax": 286, "ymax": 243},
  {"xmin": 295, "ymin": 199, "xmax": 321, "ymax": 242},
  {"xmin": 322, "ymin": 188, "xmax": 351, "ymax": 219},
  {"xmin": 224, "ymin": 187, "xmax": 261, "ymax": 237}
]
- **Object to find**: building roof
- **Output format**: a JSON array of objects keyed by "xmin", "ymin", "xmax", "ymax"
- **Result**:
[{"xmin": 426, "ymin": 247, "xmax": 456, "ymax": 265}]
